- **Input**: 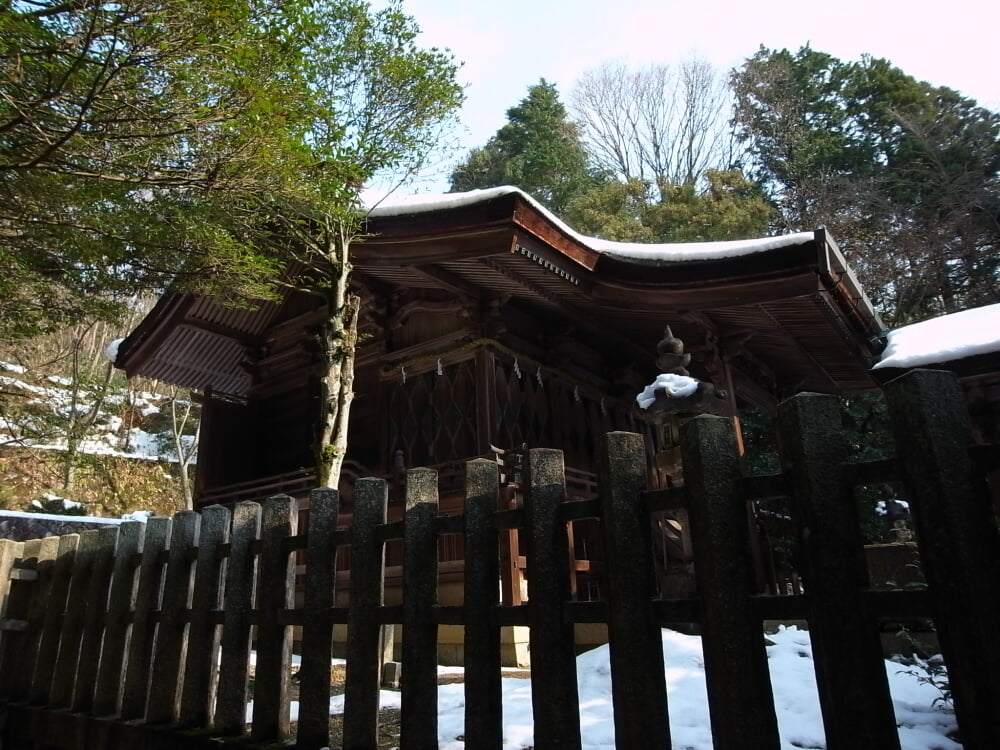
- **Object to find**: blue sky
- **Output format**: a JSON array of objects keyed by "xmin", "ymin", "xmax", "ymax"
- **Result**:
[{"xmin": 387, "ymin": 0, "xmax": 1000, "ymax": 194}]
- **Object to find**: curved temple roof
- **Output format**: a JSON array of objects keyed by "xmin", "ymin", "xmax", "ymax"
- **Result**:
[
  {"xmin": 370, "ymin": 185, "xmax": 816, "ymax": 263},
  {"xmin": 117, "ymin": 187, "xmax": 886, "ymax": 406}
]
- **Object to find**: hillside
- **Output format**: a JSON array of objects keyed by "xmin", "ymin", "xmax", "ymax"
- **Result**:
[{"xmin": 0, "ymin": 353, "xmax": 196, "ymax": 518}]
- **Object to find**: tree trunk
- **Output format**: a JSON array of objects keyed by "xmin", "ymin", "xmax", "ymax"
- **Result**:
[
  {"xmin": 169, "ymin": 389, "xmax": 199, "ymax": 510},
  {"xmin": 313, "ymin": 222, "xmax": 360, "ymax": 490}
]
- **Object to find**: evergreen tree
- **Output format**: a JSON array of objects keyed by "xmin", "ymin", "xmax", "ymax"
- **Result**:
[
  {"xmin": 450, "ymin": 80, "xmax": 598, "ymax": 213},
  {"xmin": 732, "ymin": 46, "xmax": 1000, "ymax": 323}
]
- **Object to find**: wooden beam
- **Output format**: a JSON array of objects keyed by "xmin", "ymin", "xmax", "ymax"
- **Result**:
[{"xmin": 413, "ymin": 264, "xmax": 482, "ymax": 300}]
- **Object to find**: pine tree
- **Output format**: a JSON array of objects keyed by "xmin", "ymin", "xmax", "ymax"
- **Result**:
[{"xmin": 450, "ymin": 80, "xmax": 599, "ymax": 213}]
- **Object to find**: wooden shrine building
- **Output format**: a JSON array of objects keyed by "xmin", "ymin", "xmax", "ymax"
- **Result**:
[{"xmin": 115, "ymin": 187, "xmax": 885, "ymax": 658}]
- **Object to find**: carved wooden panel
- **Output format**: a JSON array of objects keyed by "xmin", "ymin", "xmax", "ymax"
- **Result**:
[
  {"xmin": 490, "ymin": 355, "xmax": 659, "ymax": 475},
  {"xmin": 386, "ymin": 358, "xmax": 478, "ymax": 468}
]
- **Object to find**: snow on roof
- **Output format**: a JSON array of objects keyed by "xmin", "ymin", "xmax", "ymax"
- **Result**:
[
  {"xmin": 873, "ymin": 302, "xmax": 1000, "ymax": 370},
  {"xmin": 367, "ymin": 186, "xmax": 816, "ymax": 263}
]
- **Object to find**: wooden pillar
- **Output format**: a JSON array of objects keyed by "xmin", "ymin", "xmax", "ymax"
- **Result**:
[
  {"xmin": 475, "ymin": 346, "xmax": 496, "ymax": 455},
  {"xmin": 193, "ymin": 388, "xmax": 214, "ymax": 504}
]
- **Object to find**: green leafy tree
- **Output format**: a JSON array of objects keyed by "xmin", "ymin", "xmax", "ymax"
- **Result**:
[
  {"xmin": 450, "ymin": 79, "xmax": 599, "ymax": 213},
  {"xmin": 247, "ymin": 0, "xmax": 464, "ymax": 487},
  {"xmin": 563, "ymin": 170, "xmax": 774, "ymax": 243},
  {"xmin": 1, "ymin": 0, "xmax": 311, "ymax": 338},
  {"xmin": 732, "ymin": 46, "xmax": 1000, "ymax": 323},
  {"xmin": 2, "ymin": 0, "xmax": 464, "ymax": 488},
  {"xmin": 647, "ymin": 169, "xmax": 775, "ymax": 241},
  {"xmin": 562, "ymin": 179, "xmax": 657, "ymax": 242}
]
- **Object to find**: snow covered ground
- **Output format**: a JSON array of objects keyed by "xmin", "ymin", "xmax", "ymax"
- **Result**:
[
  {"xmin": 0, "ymin": 359, "xmax": 194, "ymax": 463},
  {"xmin": 248, "ymin": 627, "xmax": 958, "ymax": 750}
]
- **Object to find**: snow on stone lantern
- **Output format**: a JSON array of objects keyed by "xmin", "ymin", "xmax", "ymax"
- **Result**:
[{"xmin": 634, "ymin": 326, "xmax": 727, "ymax": 423}]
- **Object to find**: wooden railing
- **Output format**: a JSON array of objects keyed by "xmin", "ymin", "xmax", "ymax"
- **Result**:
[{"xmin": 1, "ymin": 370, "xmax": 999, "ymax": 750}]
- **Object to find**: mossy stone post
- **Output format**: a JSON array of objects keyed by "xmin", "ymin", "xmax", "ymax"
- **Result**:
[
  {"xmin": 0, "ymin": 538, "xmax": 26, "ymax": 699},
  {"xmin": 342, "ymin": 477, "xmax": 388, "ymax": 750},
  {"xmin": 120, "ymin": 517, "xmax": 171, "ymax": 720},
  {"xmin": 297, "ymin": 488, "xmax": 340, "ymax": 748},
  {"xmin": 401, "ymin": 468, "xmax": 440, "ymax": 750},
  {"xmin": 49, "ymin": 528, "xmax": 103, "ymax": 710},
  {"xmin": 13, "ymin": 536, "xmax": 59, "ymax": 701},
  {"xmin": 29, "ymin": 533, "xmax": 78, "ymax": 705},
  {"xmin": 596, "ymin": 431, "xmax": 670, "ymax": 750},
  {"xmin": 214, "ymin": 501, "xmax": 261, "ymax": 734},
  {"xmin": 680, "ymin": 417, "xmax": 779, "ymax": 750},
  {"xmin": 148, "ymin": 510, "xmax": 200, "ymax": 724},
  {"xmin": 179, "ymin": 504, "xmax": 231, "ymax": 727},
  {"xmin": 93, "ymin": 522, "xmax": 142, "ymax": 716},
  {"xmin": 777, "ymin": 393, "xmax": 900, "ymax": 750},
  {"xmin": 524, "ymin": 448, "xmax": 582, "ymax": 750},
  {"xmin": 250, "ymin": 495, "xmax": 298, "ymax": 743},
  {"xmin": 72, "ymin": 525, "xmax": 118, "ymax": 713},
  {"xmin": 463, "ymin": 458, "xmax": 503, "ymax": 750},
  {"xmin": 883, "ymin": 369, "xmax": 1000, "ymax": 749}
]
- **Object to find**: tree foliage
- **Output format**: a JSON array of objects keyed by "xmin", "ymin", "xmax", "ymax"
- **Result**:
[
  {"xmin": 732, "ymin": 46, "xmax": 1000, "ymax": 323},
  {"xmin": 1, "ymin": 0, "xmax": 462, "ymax": 337},
  {"xmin": 449, "ymin": 79, "xmax": 598, "ymax": 213},
  {"xmin": 3, "ymin": 0, "xmax": 464, "ymax": 488},
  {"xmin": 454, "ymin": 68, "xmax": 771, "ymax": 245},
  {"xmin": 563, "ymin": 169, "xmax": 773, "ymax": 242}
]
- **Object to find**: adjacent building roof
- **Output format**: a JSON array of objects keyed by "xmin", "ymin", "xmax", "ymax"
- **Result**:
[
  {"xmin": 872, "ymin": 303, "xmax": 1000, "ymax": 387},
  {"xmin": 874, "ymin": 303, "xmax": 1000, "ymax": 372}
]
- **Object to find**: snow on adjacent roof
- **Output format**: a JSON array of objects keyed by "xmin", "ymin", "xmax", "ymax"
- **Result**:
[
  {"xmin": 367, "ymin": 186, "xmax": 816, "ymax": 263},
  {"xmin": 873, "ymin": 303, "xmax": 1000, "ymax": 370}
]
